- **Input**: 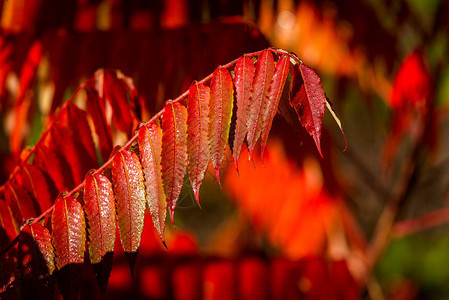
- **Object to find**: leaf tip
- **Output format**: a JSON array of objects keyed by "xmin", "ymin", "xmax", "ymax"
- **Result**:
[{"xmin": 215, "ymin": 168, "xmax": 222, "ymax": 187}]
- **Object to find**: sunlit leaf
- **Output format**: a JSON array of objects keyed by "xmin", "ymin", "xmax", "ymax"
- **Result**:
[{"xmin": 161, "ymin": 102, "xmax": 188, "ymax": 222}]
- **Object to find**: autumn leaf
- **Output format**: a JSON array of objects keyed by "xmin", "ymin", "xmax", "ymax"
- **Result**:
[
  {"xmin": 187, "ymin": 82, "xmax": 210, "ymax": 202},
  {"xmin": 289, "ymin": 63, "xmax": 326, "ymax": 157},
  {"xmin": 232, "ymin": 55, "xmax": 256, "ymax": 168},
  {"xmin": 111, "ymin": 149, "xmax": 146, "ymax": 254},
  {"xmin": 209, "ymin": 67, "xmax": 234, "ymax": 182},
  {"xmin": 161, "ymin": 102, "xmax": 188, "ymax": 223},
  {"xmin": 51, "ymin": 196, "xmax": 86, "ymax": 270},
  {"xmin": 138, "ymin": 123, "xmax": 167, "ymax": 241},
  {"xmin": 246, "ymin": 49, "xmax": 275, "ymax": 157},
  {"xmin": 84, "ymin": 173, "xmax": 116, "ymax": 264},
  {"xmin": 260, "ymin": 54, "xmax": 290, "ymax": 157}
]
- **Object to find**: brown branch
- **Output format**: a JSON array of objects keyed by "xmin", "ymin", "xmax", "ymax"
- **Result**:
[{"xmin": 392, "ymin": 205, "xmax": 449, "ymax": 238}]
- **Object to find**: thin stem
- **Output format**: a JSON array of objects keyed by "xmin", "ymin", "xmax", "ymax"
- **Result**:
[{"xmin": 392, "ymin": 205, "xmax": 449, "ymax": 238}]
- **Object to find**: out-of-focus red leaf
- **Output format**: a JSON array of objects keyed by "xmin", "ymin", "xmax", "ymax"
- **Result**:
[
  {"xmin": 51, "ymin": 195, "xmax": 86, "ymax": 270},
  {"xmin": 0, "ymin": 199, "xmax": 20, "ymax": 246},
  {"xmin": 172, "ymin": 262, "xmax": 202, "ymax": 300},
  {"xmin": 384, "ymin": 51, "xmax": 434, "ymax": 166},
  {"xmin": 238, "ymin": 258, "xmax": 269, "ymax": 300},
  {"xmin": 111, "ymin": 149, "xmax": 146, "ymax": 254},
  {"xmin": 138, "ymin": 124, "xmax": 166, "ymax": 242},
  {"xmin": 161, "ymin": 102, "xmax": 188, "ymax": 223},
  {"xmin": 34, "ymin": 144, "xmax": 73, "ymax": 192},
  {"xmin": 289, "ymin": 63, "xmax": 326, "ymax": 157},
  {"xmin": 9, "ymin": 95, "xmax": 32, "ymax": 157},
  {"xmin": 85, "ymin": 85, "xmax": 113, "ymax": 162},
  {"xmin": 232, "ymin": 55, "xmax": 256, "ymax": 169},
  {"xmin": 103, "ymin": 70, "xmax": 140, "ymax": 137},
  {"xmin": 246, "ymin": 49, "xmax": 275, "ymax": 157},
  {"xmin": 260, "ymin": 54, "xmax": 290, "ymax": 156},
  {"xmin": 389, "ymin": 52, "xmax": 431, "ymax": 109},
  {"xmin": 4, "ymin": 183, "xmax": 39, "ymax": 224},
  {"xmin": 63, "ymin": 103, "xmax": 98, "ymax": 167},
  {"xmin": 17, "ymin": 164, "xmax": 53, "ymax": 212},
  {"xmin": 209, "ymin": 67, "xmax": 234, "ymax": 182},
  {"xmin": 16, "ymin": 41, "xmax": 42, "ymax": 103},
  {"xmin": 84, "ymin": 173, "xmax": 116, "ymax": 264},
  {"xmin": 187, "ymin": 82, "xmax": 210, "ymax": 202},
  {"xmin": 203, "ymin": 260, "xmax": 236, "ymax": 300}
]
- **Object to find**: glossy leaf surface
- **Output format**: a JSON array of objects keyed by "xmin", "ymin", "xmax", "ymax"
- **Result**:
[
  {"xmin": 246, "ymin": 49, "xmax": 275, "ymax": 157},
  {"xmin": 232, "ymin": 55, "xmax": 256, "ymax": 168},
  {"xmin": 52, "ymin": 196, "xmax": 86, "ymax": 270},
  {"xmin": 209, "ymin": 67, "xmax": 234, "ymax": 182},
  {"xmin": 84, "ymin": 173, "xmax": 116, "ymax": 264},
  {"xmin": 138, "ymin": 123, "xmax": 166, "ymax": 241},
  {"xmin": 111, "ymin": 149, "xmax": 146, "ymax": 253},
  {"xmin": 161, "ymin": 102, "xmax": 188, "ymax": 222},
  {"xmin": 187, "ymin": 82, "xmax": 210, "ymax": 202}
]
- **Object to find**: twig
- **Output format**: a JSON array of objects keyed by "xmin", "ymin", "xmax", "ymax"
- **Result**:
[{"xmin": 392, "ymin": 205, "xmax": 449, "ymax": 238}]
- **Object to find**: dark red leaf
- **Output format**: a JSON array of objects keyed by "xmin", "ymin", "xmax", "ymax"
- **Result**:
[
  {"xmin": 209, "ymin": 67, "xmax": 234, "ymax": 182},
  {"xmin": 232, "ymin": 55, "xmax": 256, "ymax": 168},
  {"xmin": 290, "ymin": 63, "xmax": 326, "ymax": 157},
  {"xmin": 85, "ymin": 85, "xmax": 113, "ymax": 162},
  {"xmin": 187, "ymin": 82, "xmax": 210, "ymax": 202},
  {"xmin": 138, "ymin": 123, "xmax": 167, "ymax": 241},
  {"xmin": 161, "ymin": 102, "xmax": 188, "ymax": 223},
  {"xmin": 4, "ymin": 183, "xmax": 39, "ymax": 224},
  {"xmin": 84, "ymin": 173, "xmax": 116, "ymax": 264},
  {"xmin": 51, "ymin": 196, "xmax": 86, "ymax": 270},
  {"xmin": 17, "ymin": 164, "xmax": 53, "ymax": 212},
  {"xmin": 0, "ymin": 199, "xmax": 20, "ymax": 246},
  {"xmin": 103, "ymin": 70, "xmax": 140, "ymax": 137},
  {"xmin": 111, "ymin": 149, "xmax": 146, "ymax": 253},
  {"xmin": 34, "ymin": 145, "xmax": 74, "ymax": 192}
]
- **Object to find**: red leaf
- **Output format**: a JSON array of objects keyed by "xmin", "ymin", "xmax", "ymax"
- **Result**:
[
  {"xmin": 34, "ymin": 145, "xmax": 74, "ymax": 192},
  {"xmin": 16, "ymin": 41, "xmax": 43, "ymax": 103},
  {"xmin": 64, "ymin": 103, "xmax": 98, "ymax": 167},
  {"xmin": 18, "ymin": 164, "xmax": 53, "ymax": 212},
  {"xmin": 187, "ymin": 82, "xmax": 210, "ymax": 202},
  {"xmin": 290, "ymin": 64, "xmax": 326, "ymax": 157},
  {"xmin": 246, "ymin": 49, "xmax": 275, "ymax": 157},
  {"xmin": 209, "ymin": 67, "xmax": 234, "ymax": 182},
  {"xmin": 84, "ymin": 173, "xmax": 116, "ymax": 264},
  {"xmin": 85, "ymin": 85, "xmax": 113, "ymax": 162},
  {"xmin": 0, "ymin": 199, "xmax": 19, "ymax": 245},
  {"xmin": 232, "ymin": 55, "xmax": 256, "ymax": 168},
  {"xmin": 111, "ymin": 149, "xmax": 146, "ymax": 253},
  {"xmin": 260, "ymin": 54, "xmax": 290, "ymax": 156},
  {"xmin": 20, "ymin": 223, "xmax": 55, "ymax": 276},
  {"xmin": 103, "ymin": 70, "xmax": 140, "ymax": 137},
  {"xmin": 161, "ymin": 102, "xmax": 188, "ymax": 222},
  {"xmin": 51, "ymin": 196, "xmax": 86, "ymax": 270},
  {"xmin": 138, "ymin": 123, "xmax": 167, "ymax": 241},
  {"xmin": 4, "ymin": 183, "xmax": 39, "ymax": 224},
  {"xmin": 390, "ymin": 51, "xmax": 431, "ymax": 109}
]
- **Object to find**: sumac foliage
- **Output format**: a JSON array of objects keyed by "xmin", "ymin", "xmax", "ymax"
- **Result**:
[{"xmin": 0, "ymin": 47, "xmax": 341, "ymax": 297}]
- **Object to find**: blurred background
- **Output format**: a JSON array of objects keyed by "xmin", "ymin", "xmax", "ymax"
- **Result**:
[{"xmin": 1, "ymin": 0, "xmax": 449, "ymax": 299}]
